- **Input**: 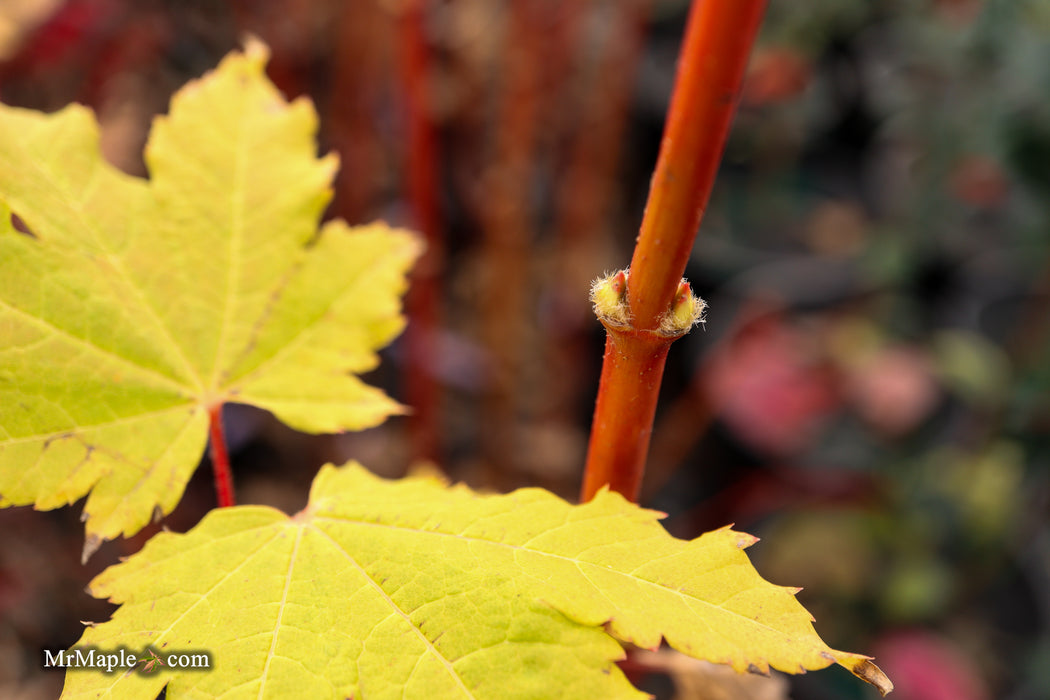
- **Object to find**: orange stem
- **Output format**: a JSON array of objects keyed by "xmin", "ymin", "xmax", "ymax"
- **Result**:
[
  {"xmin": 581, "ymin": 328, "xmax": 676, "ymax": 500},
  {"xmin": 628, "ymin": 0, "xmax": 766, "ymax": 327},
  {"xmin": 581, "ymin": 0, "xmax": 766, "ymax": 502}
]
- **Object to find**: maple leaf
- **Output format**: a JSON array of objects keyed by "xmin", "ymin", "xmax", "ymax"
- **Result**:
[
  {"xmin": 64, "ymin": 463, "xmax": 892, "ymax": 699},
  {"xmin": 0, "ymin": 42, "xmax": 421, "ymax": 557}
]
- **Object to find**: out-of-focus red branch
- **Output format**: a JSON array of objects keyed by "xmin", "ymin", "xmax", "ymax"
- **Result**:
[
  {"xmin": 327, "ymin": 2, "xmax": 392, "ymax": 224},
  {"xmin": 399, "ymin": 0, "xmax": 444, "ymax": 464},
  {"xmin": 542, "ymin": 0, "xmax": 652, "ymax": 427},
  {"xmin": 476, "ymin": 1, "xmax": 547, "ymax": 481}
]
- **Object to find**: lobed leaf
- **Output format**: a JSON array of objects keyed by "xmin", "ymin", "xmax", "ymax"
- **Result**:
[
  {"xmin": 0, "ymin": 42, "xmax": 421, "ymax": 555},
  {"xmin": 65, "ymin": 463, "xmax": 891, "ymax": 699}
]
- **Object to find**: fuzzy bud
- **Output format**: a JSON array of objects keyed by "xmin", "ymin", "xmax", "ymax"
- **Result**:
[
  {"xmin": 658, "ymin": 279, "xmax": 706, "ymax": 335},
  {"xmin": 590, "ymin": 269, "xmax": 631, "ymax": 327}
]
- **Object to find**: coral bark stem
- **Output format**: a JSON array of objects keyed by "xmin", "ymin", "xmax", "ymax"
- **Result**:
[
  {"xmin": 581, "ymin": 0, "xmax": 766, "ymax": 502},
  {"xmin": 582, "ymin": 329, "xmax": 675, "ymax": 501}
]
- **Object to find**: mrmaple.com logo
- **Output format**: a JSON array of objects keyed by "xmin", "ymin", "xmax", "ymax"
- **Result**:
[{"xmin": 44, "ymin": 646, "xmax": 212, "ymax": 673}]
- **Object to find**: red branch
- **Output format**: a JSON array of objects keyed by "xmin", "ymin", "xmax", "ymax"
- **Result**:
[
  {"xmin": 476, "ymin": 1, "xmax": 545, "ymax": 480},
  {"xmin": 400, "ymin": 0, "xmax": 444, "ymax": 463},
  {"xmin": 581, "ymin": 0, "xmax": 766, "ymax": 502},
  {"xmin": 207, "ymin": 404, "xmax": 235, "ymax": 507}
]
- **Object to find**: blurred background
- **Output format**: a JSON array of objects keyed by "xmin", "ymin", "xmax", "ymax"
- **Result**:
[{"xmin": 1, "ymin": 0, "xmax": 1048, "ymax": 698}]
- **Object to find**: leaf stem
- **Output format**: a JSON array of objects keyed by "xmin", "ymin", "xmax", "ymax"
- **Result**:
[
  {"xmin": 208, "ymin": 404, "xmax": 235, "ymax": 507},
  {"xmin": 581, "ymin": 0, "xmax": 766, "ymax": 502}
]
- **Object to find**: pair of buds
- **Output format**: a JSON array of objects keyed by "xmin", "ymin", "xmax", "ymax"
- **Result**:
[{"xmin": 590, "ymin": 269, "xmax": 706, "ymax": 335}]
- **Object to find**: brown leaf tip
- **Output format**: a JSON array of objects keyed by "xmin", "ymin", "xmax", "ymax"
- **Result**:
[
  {"xmin": 81, "ymin": 534, "xmax": 102, "ymax": 564},
  {"xmin": 746, "ymin": 662, "xmax": 770, "ymax": 677},
  {"xmin": 840, "ymin": 656, "xmax": 894, "ymax": 696}
]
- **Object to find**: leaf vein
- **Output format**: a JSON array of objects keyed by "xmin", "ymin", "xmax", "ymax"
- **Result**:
[
  {"xmin": 209, "ymin": 106, "xmax": 250, "ymax": 390},
  {"xmin": 0, "ymin": 404, "xmax": 196, "ymax": 447},
  {"xmin": 12, "ymin": 148, "xmax": 201, "ymax": 389},
  {"xmin": 257, "ymin": 525, "xmax": 303, "ymax": 700},
  {"xmin": 310, "ymin": 524, "xmax": 478, "ymax": 700},
  {"xmin": 313, "ymin": 516, "xmax": 793, "ymax": 640},
  {"xmin": 0, "ymin": 297, "xmax": 192, "ymax": 396},
  {"xmin": 226, "ymin": 239, "xmax": 399, "ymax": 389}
]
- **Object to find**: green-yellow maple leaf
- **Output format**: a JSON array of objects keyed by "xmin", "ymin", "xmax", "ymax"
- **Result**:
[
  {"xmin": 0, "ymin": 42, "xmax": 421, "ymax": 556},
  {"xmin": 64, "ymin": 463, "xmax": 891, "ymax": 699}
]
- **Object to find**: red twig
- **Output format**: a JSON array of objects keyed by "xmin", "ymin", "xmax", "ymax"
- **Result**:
[
  {"xmin": 207, "ymin": 404, "xmax": 235, "ymax": 508},
  {"xmin": 582, "ymin": 329, "xmax": 677, "ymax": 500},
  {"xmin": 399, "ymin": 0, "xmax": 443, "ymax": 464},
  {"xmin": 327, "ymin": 2, "xmax": 393, "ymax": 224},
  {"xmin": 476, "ymin": 1, "xmax": 546, "ymax": 481},
  {"xmin": 628, "ymin": 0, "xmax": 766, "ymax": 328},
  {"xmin": 581, "ymin": 0, "xmax": 766, "ymax": 502}
]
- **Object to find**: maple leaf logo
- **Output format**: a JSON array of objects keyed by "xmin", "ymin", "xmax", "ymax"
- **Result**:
[{"xmin": 138, "ymin": 648, "xmax": 165, "ymax": 674}]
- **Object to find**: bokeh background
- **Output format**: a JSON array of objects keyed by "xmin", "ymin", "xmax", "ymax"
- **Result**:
[{"xmin": 1, "ymin": 1, "xmax": 1048, "ymax": 698}]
